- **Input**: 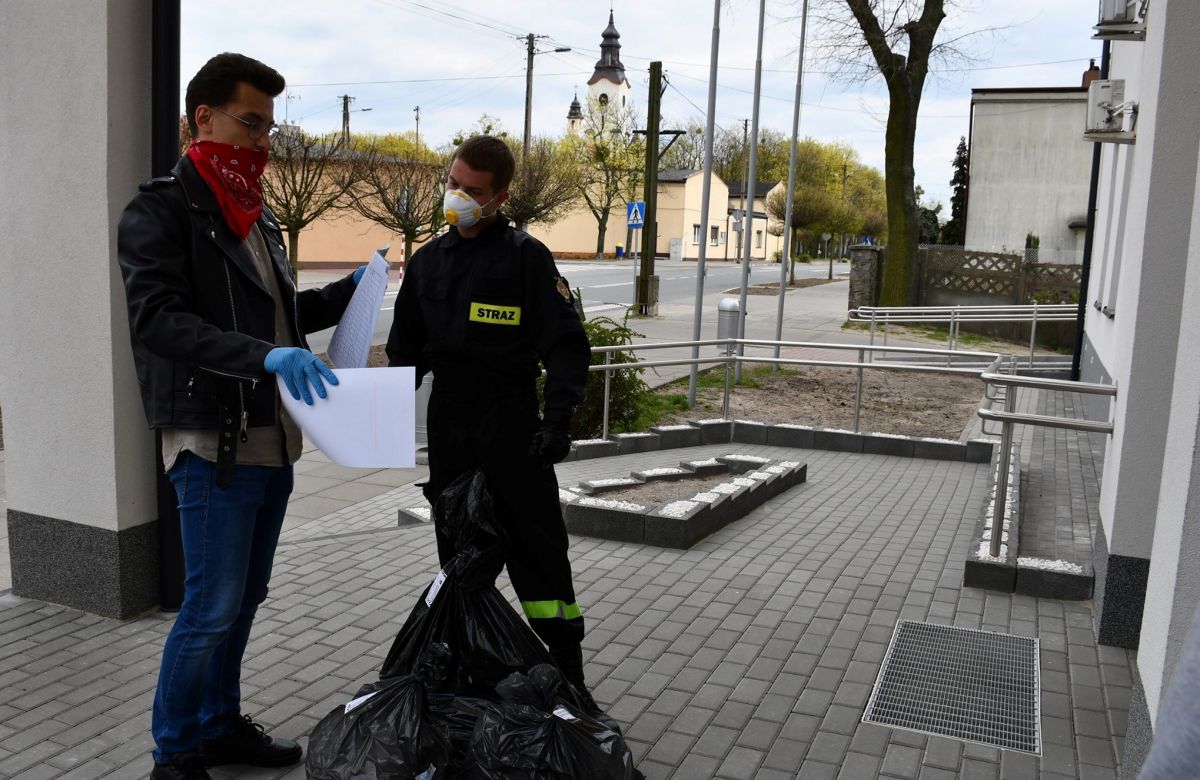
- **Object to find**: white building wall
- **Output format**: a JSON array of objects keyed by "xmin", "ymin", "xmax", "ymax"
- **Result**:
[
  {"xmin": 1140, "ymin": 145, "xmax": 1200, "ymax": 725},
  {"xmin": 1072, "ymin": 3, "xmax": 1200, "ymax": 767},
  {"xmin": 965, "ymin": 91, "xmax": 1093, "ymax": 262}
]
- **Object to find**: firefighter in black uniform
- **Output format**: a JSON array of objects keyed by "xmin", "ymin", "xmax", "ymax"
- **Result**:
[{"xmin": 385, "ymin": 136, "xmax": 600, "ymax": 712}]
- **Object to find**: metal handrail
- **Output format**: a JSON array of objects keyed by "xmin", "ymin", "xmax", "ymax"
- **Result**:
[
  {"xmin": 977, "ymin": 370, "xmax": 1117, "ymax": 557},
  {"xmin": 589, "ymin": 337, "xmax": 1004, "ymax": 438},
  {"xmin": 848, "ymin": 303, "xmax": 1077, "ymax": 369}
]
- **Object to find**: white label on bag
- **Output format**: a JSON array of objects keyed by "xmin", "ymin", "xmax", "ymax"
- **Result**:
[
  {"xmin": 552, "ymin": 705, "xmax": 577, "ymax": 721},
  {"xmin": 425, "ymin": 569, "xmax": 447, "ymax": 607},
  {"xmin": 343, "ymin": 690, "xmax": 380, "ymax": 714}
]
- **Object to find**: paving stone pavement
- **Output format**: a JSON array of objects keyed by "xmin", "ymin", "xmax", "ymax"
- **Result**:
[
  {"xmin": 0, "ymin": 439, "xmax": 1133, "ymax": 779},
  {"xmin": 1018, "ymin": 389, "xmax": 1107, "ymax": 567}
]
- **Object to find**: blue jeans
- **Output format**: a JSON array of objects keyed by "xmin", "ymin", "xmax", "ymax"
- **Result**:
[{"xmin": 152, "ymin": 451, "xmax": 293, "ymax": 762}]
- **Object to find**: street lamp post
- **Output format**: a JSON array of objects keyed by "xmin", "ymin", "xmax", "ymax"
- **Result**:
[{"xmin": 522, "ymin": 34, "xmax": 570, "ymax": 160}]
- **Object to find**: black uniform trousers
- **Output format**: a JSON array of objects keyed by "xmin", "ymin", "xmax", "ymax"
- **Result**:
[{"xmin": 422, "ymin": 385, "xmax": 585, "ymax": 655}]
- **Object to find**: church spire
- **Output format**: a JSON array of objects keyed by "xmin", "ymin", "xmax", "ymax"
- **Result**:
[{"xmin": 588, "ymin": 10, "xmax": 628, "ymax": 88}]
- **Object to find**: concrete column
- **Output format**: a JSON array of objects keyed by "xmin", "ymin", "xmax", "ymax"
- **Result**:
[
  {"xmin": 1092, "ymin": 0, "xmax": 1200, "ymax": 649},
  {"xmin": 0, "ymin": 0, "xmax": 159, "ymax": 617}
]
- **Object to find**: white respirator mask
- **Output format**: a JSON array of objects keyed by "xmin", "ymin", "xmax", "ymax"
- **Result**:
[{"xmin": 442, "ymin": 189, "xmax": 496, "ymax": 229}]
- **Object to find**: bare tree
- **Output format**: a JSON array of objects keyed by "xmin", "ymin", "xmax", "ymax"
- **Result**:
[
  {"xmin": 505, "ymin": 136, "xmax": 581, "ymax": 232},
  {"xmin": 262, "ymin": 129, "xmax": 372, "ymax": 274},
  {"xmin": 658, "ymin": 119, "xmax": 706, "ymax": 172},
  {"xmin": 811, "ymin": 0, "xmax": 960, "ymax": 304},
  {"xmin": 347, "ymin": 153, "xmax": 447, "ymax": 260},
  {"xmin": 569, "ymin": 98, "xmax": 645, "ymax": 258}
]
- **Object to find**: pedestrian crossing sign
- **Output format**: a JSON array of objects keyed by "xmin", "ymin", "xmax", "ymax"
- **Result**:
[{"xmin": 627, "ymin": 201, "xmax": 645, "ymax": 228}]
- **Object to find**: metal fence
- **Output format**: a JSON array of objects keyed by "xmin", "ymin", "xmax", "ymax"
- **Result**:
[
  {"xmin": 588, "ymin": 338, "xmax": 1000, "ymax": 439},
  {"xmin": 847, "ymin": 304, "xmax": 1078, "ymax": 368}
]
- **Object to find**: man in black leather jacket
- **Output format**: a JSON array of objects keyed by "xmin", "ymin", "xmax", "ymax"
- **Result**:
[
  {"xmin": 117, "ymin": 53, "xmax": 359, "ymax": 780},
  {"xmin": 385, "ymin": 136, "xmax": 604, "ymax": 716}
]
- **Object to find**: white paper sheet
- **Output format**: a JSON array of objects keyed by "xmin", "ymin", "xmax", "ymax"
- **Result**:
[
  {"xmin": 279, "ymin": 367, "xmax": 415, "ymax": 468},
  {"xmin": 327, "ymin": 248, "xmax": 390, "ymax": 369}
]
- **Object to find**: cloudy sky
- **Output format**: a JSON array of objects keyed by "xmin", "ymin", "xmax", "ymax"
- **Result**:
[{"xmin": 181, "ymin": 0, "xmax": 1101, "ymax": 207}]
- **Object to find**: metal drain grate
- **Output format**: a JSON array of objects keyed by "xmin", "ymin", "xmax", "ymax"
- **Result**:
[{"xmin": 863, "ymin": 620, "xmax": 1041, "ymax": 753}]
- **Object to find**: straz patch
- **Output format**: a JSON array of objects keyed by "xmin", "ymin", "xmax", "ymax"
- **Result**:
[
  {"xmin": 555, "ymin": 276, "xmax": 572, "ymax": 303},
  {"xmin": 469, "ymin": 302, "xmax": 521, "ymax": 325}
]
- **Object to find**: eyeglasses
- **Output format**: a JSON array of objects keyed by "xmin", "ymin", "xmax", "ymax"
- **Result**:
[{"xmin": 210, "ymin": 106, "xmax": 277, "ymax": 140}]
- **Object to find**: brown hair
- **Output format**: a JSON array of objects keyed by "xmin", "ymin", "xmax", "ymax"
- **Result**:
[
  {"xmin": 185, "ymin": 53, "xmax": 285, "ymax": 136},
  {"xmin": 452, "ymin": 135, "xmax": 516, "ymax": 193}
]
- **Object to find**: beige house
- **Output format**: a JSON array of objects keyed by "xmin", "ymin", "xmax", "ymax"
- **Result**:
[{"xmin": 294, "ymin": 172, "xmax": 785, "ymax": 268}]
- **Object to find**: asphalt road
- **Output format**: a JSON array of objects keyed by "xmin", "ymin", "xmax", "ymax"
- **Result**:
[{"xmin": 305, "ymin": 258, "xmax": 851, "ymax": 354}]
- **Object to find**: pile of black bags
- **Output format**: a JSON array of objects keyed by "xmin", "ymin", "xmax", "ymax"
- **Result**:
[{"xmin": 307, "ymin": 469, "xmax": 642, "ymax": 779}]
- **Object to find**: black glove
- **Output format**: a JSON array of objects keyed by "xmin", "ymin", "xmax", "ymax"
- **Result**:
[{"xmin": 532, "ymin": 420, "xmax": 573, "ymax": 468}]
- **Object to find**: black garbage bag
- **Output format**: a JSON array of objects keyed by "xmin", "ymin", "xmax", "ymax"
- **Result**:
[
  {"xmin": 381, "ymin": 469, "xmax": 554, "ymax": 695},
  {"xmin": 306, "ymin": 644, "xmax": 453, "ymax": 779},
  {"xmin": 468, "ymin": 665, "xmax": 639, "ymax": 780},
  {"xmin": 427, "ymin": 692, "xmax": 493, "ymax": 777}
]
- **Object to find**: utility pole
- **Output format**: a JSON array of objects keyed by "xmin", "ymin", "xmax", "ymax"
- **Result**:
[
  {"xmin": 284, "ymin": 88, "xmax": 300, "ymax": 124},
  {"xmin": 637, "ymin": 61, "xmax": 663, "ymax": 316},
  {"xmin": 520, "ymin": 33, "xmax": 535, "ymax": 159},
  {"xmin": 522, "ymin": 34, "xmax": 570, "ymax": 161},
  {"xmin": 414, "ymin": 105, "xmax": 421, "ymax": 147},
  {"xmin": 738, "ymin": 118, "xmax": 749, "ymax": 263},
  {"xmin": 339, "ymin": 94, "xmax": 354, "ymax": 144}
]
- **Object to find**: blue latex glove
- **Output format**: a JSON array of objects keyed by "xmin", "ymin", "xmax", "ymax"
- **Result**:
[
  {"xmin": 353, "ymin": 265, "xmax": 367, "ymax": 285},
  {"xmin": 264, "ymin": 348, "xmax": 338, "ymax": 405}
]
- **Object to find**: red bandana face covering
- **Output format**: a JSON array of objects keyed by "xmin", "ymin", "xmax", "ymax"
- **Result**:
[{"xmin": 187, "ymin": 140, "xmax": 269, "ymax": 240}]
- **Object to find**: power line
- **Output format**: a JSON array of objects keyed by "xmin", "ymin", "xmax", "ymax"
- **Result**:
[
  {"xmin": 368, "ymin": 0, "xmax": 524, "ymax": 39},
  {"xmin": 547, "ymin": 43, "xmax": 1092, "ymax": 77},
  {"xmin": 287, "ymin": 71, "xmax": 577, "ymax": 88}
]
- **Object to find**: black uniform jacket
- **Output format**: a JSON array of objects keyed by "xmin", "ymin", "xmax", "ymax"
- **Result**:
[
  {"xmin": 117, "ymin": 156, "xmax": 356, "ymax": 454},
  {"xmin": 385, "ymin": 215, "xmax": 589, "ymax": 422}
]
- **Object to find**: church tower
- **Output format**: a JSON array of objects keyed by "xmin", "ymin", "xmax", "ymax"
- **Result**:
[
  {"xmin": 566, "ymin": 92, "xmax": 584, "ymax": 136},
  {"xmin": 586, "ymin": 11, "xmax": 630, "ymax": 112}
]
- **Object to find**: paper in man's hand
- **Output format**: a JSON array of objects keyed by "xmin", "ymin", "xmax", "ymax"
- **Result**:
[
  {"xmin": 279, "ymin": 367, "xmax": 415, "ymax": 468},
  {"xmin": 328, "ymin": 247, "xmax": 390, "ymax": 368}
]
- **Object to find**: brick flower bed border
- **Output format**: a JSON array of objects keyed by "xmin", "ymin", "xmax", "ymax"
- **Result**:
[{"xmin": 560, "ymin": 455, "xmax": 808, "ymax": 549}]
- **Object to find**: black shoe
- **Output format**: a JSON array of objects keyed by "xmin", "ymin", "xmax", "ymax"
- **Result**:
[
  {"xmin": 150, "ymin": 751, "xmax": 212, "ymax": 779},
  {"xmin": 570, "ymin": 682, "xmax": 623, "ymax": 735},
  {"xmin": 199, "ymin": 713, "xmax": 302, "ymax": 768}
]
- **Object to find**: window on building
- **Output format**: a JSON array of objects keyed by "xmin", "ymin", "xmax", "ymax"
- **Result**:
[
  {"xmin": 710, "ymin": 225, "xmax": 720, "ymax": 246},
  {"xmin": 755, "ymin": 230, "xmax": 763, "ymax": 248},
  {"xmin": 692, "ymin": 224, "xmax": 701, "ymax": 245},
  {"xmin": 719, "ymin": 231, "xmax": 727, "ymax": 245}
]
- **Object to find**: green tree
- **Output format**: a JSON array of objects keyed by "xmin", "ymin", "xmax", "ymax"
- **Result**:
[
  {"xmin": 569, "ymin": 98, "xmax": 645, "ymax": 257},
  {"xmin": 354, "ymin": 131, "xmax": 439, "ymax": 163},
  {"xmin": 941, "ymin": 136, "xmax": 968, "ymax": 245},
  {"xmin": 573, "ymin": 313, "xmax": 647, "ymax": 438},
  {"xmin": 449, "ymin": 114, "xmax": 509, "ymax": 148}
]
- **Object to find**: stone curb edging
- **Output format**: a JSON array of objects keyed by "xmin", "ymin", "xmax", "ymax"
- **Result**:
[
  {"xmin": 561, "ymin": 420, "xmax": 995, "ymax": 464},
  {"xmin": 963, "ymin": 443, "xmax": 1022, "ymax": 592},
  {"xmin": 961, "ymin": 442, "xmax": 1094, "ymax": 601},
  {"xmin": 560, "ymin": 457, "xmax": 808, "ymax": 549}
]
